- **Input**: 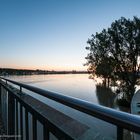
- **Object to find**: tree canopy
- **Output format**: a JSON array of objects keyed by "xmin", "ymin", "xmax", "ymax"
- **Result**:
[{"xmin": 85, "ymin": 17, "xmax": 140, "ymax": 102}]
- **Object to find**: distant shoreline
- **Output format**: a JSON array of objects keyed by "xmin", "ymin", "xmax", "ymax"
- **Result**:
[{"xmin": 0, "ymin": 68, "xmax": 88, "ymax": 76}]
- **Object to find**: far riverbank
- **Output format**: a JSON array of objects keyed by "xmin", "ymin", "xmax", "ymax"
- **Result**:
[{"xmin": 0, "ymin": 68, "xmax": 88, "ymax": 75}]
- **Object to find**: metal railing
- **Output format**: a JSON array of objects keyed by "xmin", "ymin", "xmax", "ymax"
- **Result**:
[{"xmin": 0, "ymin": 77, "xmax": 140, "ymax": 140}]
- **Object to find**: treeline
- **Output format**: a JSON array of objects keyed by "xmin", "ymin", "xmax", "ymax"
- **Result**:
[{"xmin": 0, "ymin": 68, "xmax": 88, "ymax": 76}]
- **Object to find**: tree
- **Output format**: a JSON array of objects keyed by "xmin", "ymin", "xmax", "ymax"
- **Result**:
[
  {"xmin": 85, "ymin": 17, "xmax": 140, "ymax": 102},
  {"xmin": 95, "ymin": 57, "xmax": 114, "ymax": 87}
]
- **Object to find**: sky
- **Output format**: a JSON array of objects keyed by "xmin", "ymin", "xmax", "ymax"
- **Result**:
[{"xmin": 0, "ymin": 0, "xmax": 140, "ymax": 71}]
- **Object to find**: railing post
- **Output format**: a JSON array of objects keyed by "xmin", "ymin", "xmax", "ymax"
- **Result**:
[
  {"xmin": 1, "ymin": 86, "xmax": 8, "ymax": 133},
  {"xmin": 16, "ymin": 100, "xmax": 19, "ymax": 140},
  {"xmin": 8, "ymin": 92, "xmax": 15, "ymax": 136},
  {"xmin": 25, "ymin": 109, "xmax": 29, "ymax": 140},
  {"xmin": 117, "ymin": 126, "xmax": 123, "ymax": 140},
  {"xmin": 20, "ymin": 86, "xmax": 22, "ymax": 93},
  {"xmin": 32, "ymin": 116, "xmax": 37, "ymax": 140},
  {"xmin": 43, "ymin": 123, "xmax": 49, "ymax": 140},
  {"xmin": 20, "ymin": 104, "xmax": 23, "ymax": 140}
]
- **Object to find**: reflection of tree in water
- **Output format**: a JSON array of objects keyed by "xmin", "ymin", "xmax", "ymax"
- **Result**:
[{"xmin": 96, "ymin": 85, "xmax": 115, "ymax": 108}]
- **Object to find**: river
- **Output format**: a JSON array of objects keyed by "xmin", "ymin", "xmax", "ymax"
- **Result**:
[{"xmin": 5, "ymin": 74, "xmax": 131, "ymax": 140}]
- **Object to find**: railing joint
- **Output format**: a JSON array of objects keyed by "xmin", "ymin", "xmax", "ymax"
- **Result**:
[{"xmin": 17, "ymin": 86, "xmax": 24, "ymax": 96}]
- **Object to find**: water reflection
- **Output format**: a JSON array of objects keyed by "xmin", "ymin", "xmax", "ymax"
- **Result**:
[
  {"xmin": 96, "ymin": 85, "xmax": 115, "ymax": 108},
  {"xmin": 96, "ymin": 84, "xmax": 130, "ymax": 112}
]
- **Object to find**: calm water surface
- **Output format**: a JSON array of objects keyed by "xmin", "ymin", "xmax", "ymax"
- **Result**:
[
  {"xmin": 7, "ymin": 74, "xmax": 115, "ymax": 107},
  {"xmin": 5, "ymin": 74, "xmax": 131, "ymax": 139}
]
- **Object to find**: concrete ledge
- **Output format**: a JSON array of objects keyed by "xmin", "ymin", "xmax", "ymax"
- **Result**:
[{"xmin": 23, "ymin": 94, "xmax": 89, "ymax": 139}]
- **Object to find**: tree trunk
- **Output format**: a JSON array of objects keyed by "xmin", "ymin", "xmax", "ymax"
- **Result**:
[
  {"xmin": 107, "ymin": 77, "xmax": 110, "ymax": 88},
  {"xmin": 104, "ymin": 78, "xmax": 106, "ymax": 87}
]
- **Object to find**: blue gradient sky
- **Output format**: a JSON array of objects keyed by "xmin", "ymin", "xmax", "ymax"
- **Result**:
[{"xmin": 0, "ymin": 0, "xmax": 140, "ymax": 70}]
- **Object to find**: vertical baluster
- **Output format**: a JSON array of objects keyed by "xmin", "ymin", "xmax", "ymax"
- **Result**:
[
  {"xmin": 43, "ymin": 123, "xmax": 49, "ymax": 140},
  {"xmin": 2, "ymin": 86, "xmax": 7, "ymax": 133},
  {"xmin": 0, "ymin": 84, "xmax": 1, "ymax": 106},
  {"xmin": 20, "ymin": 104, "xmax": 23, "ymax": 140},
  {"xmin": 117, "ymin": 126, "xmax": 123, "ymax": 140},
  {"xmin": 16, "ymin": 100, "xmax": 18, "ymax": 140},
  {"xmin": 8, "ymin": 92, "xmax": 15, "ymax": 136},
  {"xmin": 25, "ymin": 109, "xmax": 29, "ymax": 140},
  {"xmin": 32, "ymin": 116, "xmax": 37, "ymax": 140}
]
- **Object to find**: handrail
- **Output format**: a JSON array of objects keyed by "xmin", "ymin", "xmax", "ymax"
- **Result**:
[{"xmin": 0, "ymin": 76, "xmax": 140, "ymax": 135}]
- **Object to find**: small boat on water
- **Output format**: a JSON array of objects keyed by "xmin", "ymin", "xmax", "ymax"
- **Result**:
[{"xmin": 131, "ymin": 90, "xmax": 140, "ymax": 140}]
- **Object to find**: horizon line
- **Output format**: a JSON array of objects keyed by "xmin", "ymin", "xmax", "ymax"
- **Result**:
[{"xmin": 0, "ymin": 67, "xmax": 87, "ymax": 72}]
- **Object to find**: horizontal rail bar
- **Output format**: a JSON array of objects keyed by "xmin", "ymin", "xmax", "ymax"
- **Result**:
[{"xmin": 0, "ymin": 77, "xmax": 140, "ymax": 134}]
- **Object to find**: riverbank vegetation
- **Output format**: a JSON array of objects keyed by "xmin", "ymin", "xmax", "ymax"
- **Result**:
[
  {"xmin": 85, "ymin": 17, "xmax": 140, "ymax": 105},
  {"xmin": 0, "ymin": 68, "xmax": 88, "ymax": 76}
]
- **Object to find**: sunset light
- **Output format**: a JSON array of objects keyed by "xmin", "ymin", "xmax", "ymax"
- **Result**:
[{"xmin": 1, "ymin": 0, "xmax": 140, "ymax": 70}]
